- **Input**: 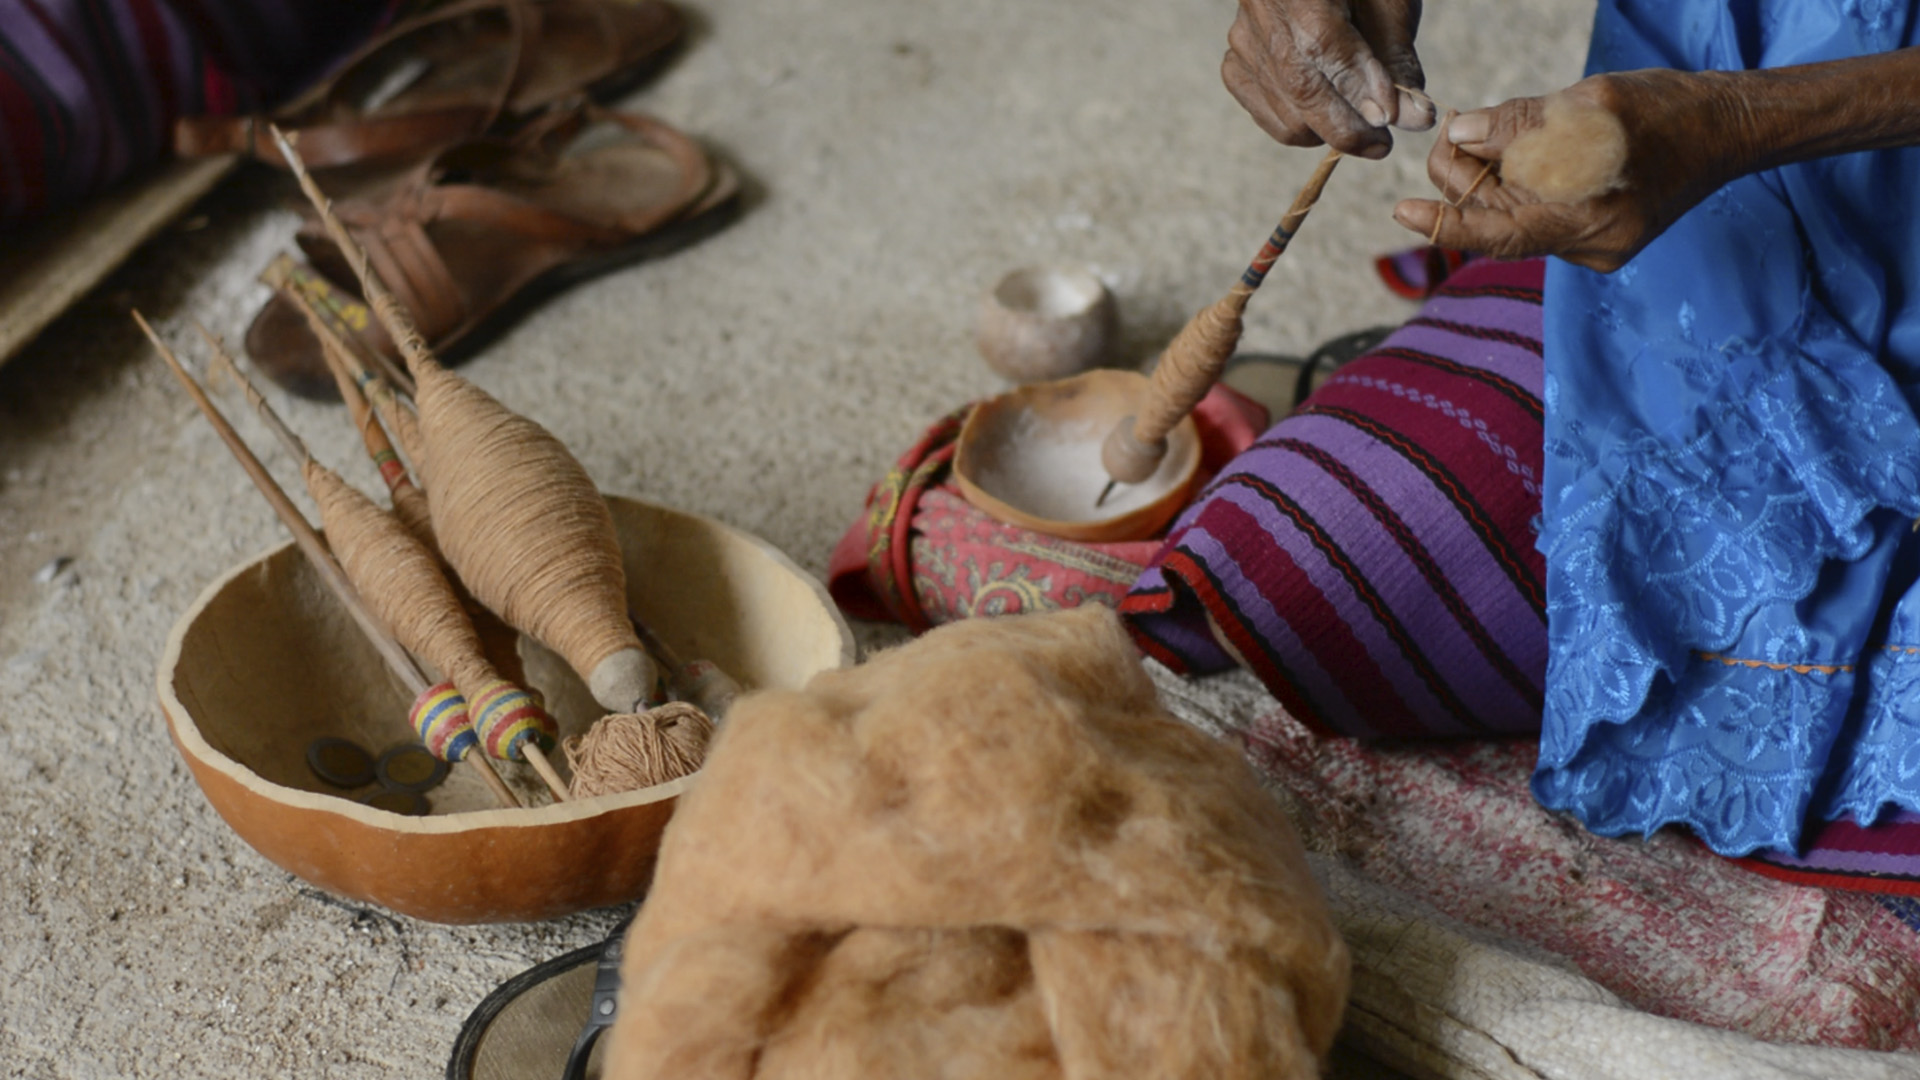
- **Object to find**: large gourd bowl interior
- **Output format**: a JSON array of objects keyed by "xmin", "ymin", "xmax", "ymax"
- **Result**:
[{"xmin": 157, "ymin": 495, "xmax": 854, "ymax": 924}]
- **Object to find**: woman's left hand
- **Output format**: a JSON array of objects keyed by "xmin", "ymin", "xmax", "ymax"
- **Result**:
[{"xmin": 1392, "ymin": 69, "xmax": 1754, "ymax": 271}]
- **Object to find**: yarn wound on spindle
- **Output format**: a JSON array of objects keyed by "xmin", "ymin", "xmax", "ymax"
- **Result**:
[
  {"xmin": 273, "ymin": 125, "xmax": 658, "ymax": 716},
  {"xmin": 302, "ymin": 459, "xmax": 558, "ymax": 760},
  {"xmin": 407, "ymin": 360, "xmax": 658, "ymax": 713},
  {"xmin": 411, "ymin": 681, "xmax": 477, "ymax": 761}
]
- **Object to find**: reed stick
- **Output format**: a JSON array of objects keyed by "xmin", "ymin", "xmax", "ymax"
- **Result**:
[
  {"xmin": 269, "ymin": 126, "xmax": 436, "ymax": 382},
  {"xmin": 267, "ymin": 286, "xmax": 434, "ymax": 542},
  {"xmin": 199, "ymin": 326, "xmax": 573, "ymax": 804},
  {"xmin": 138, "ymin": 311, "xmax": 522, "ymax": 810},
  {"xmin": 272, "ymin": 122, "xmax": 660, "ymax": 720}
]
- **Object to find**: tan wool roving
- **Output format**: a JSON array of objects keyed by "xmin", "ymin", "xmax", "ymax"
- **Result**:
[
  {"xmin": 1501, "ymin": 91, "xmax": 1630, "ymax": 204},
  {"xmin": 604, "ymin": 605, "xmax": 1349, "ymax": 1080}
]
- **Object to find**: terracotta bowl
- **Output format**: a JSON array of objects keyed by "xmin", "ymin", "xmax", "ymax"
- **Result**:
[
  {"xmin": 954, "ymin": 369, "xmax": 1201, "ymax": 543},
  {"xmin": 156, "ymin": 494, "xmax": 855, "ymax": 924}
]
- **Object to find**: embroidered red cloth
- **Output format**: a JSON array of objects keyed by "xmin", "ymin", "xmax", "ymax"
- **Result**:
[{"xmin": 828, "ymin": 386, "xmax": 1268, "ymax": 632}]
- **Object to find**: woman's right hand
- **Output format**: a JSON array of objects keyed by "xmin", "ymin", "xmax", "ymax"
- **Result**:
[{"xmin": 1223, "ymin": 0, "xmax": 1433, "ymax": 159}]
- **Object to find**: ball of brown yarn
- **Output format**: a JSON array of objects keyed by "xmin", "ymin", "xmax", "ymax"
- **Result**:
[{"xmin": 564, "ymin": 702, "xmax": 715, "ymax": 799}]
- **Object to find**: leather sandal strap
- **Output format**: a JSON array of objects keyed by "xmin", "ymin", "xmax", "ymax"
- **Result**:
[
  {"xmin": 174, "ymin": 0, "xmax": 535, "ymax": 168},
  {"xmin": 570, "ymin": 107, "xmax": 713, "ymax": 233},
  {"xmin": 174, "ymin": 108, "xmax": 494, "ymax": 169},
  {"xmin": 351, "ymin": 213, "xmax": 469, "ymax": 344},
  {"xmin": 428, "ymin": 184, "xmax": 631, "ymax": 248}
]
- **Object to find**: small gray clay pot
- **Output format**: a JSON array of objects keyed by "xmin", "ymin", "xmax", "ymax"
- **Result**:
[{"xmin": 975, "ymin": 266, "xmax": 1119, "ymax": 383}]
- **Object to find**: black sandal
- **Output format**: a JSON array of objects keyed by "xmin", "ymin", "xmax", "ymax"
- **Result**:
[{"xmin": 447, "ymin": 918, "xmax": 630, "ymax": 1080}]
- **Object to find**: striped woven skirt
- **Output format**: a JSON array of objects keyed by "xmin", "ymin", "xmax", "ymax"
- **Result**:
[{"xmin": 1123, "ymin": 256, "xmax": 1548, "ymax": 738}]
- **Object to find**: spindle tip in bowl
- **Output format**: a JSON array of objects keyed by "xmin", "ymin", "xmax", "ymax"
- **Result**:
[
  {"xmin": 976, "ymin": 266, "xmax": 1119, "ymax": 384},
  {"xmin": 589, "ymin": 648, "xmax": 663, "ymax": 714},
  {"xmin": 1099, "ymin": 415, "xmax": 1167, "ymax": 485}
]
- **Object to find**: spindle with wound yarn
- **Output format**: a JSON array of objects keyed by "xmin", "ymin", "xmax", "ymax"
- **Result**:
[
  {"xmin": 137, "ymin": 313, "xmax": 520, "ymax": 810},
  {"xmin": 204, "ymin": 329, "xmax": 568, "ymax": 799},
  {"xmin": 272, "ymin": 125, "xmax": 662, "ymax": 718},
  {"xmin": 1097, "ymin": 147, "xmax": 1341, "ymax": 506}
]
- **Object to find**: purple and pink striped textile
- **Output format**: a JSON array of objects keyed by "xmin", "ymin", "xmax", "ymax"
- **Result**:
[
  {"xmin": 1123, "ymin": 256, "xmax": 1548, "ymax": 737},
  {"xmin": 1739, "ymin": 811, "xmax": 1920, "ymax": 897},
  {"xmin": 0, "ymin": 0, "xmax": 387, "ymax": 229}
]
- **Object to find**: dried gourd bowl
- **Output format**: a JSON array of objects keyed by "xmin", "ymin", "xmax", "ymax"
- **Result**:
[
  {"xmin": 954, "ymin": 369, "xmax": 1202, "ymax": 543},
  {"xmin": 157, "ymin": 494, "xmax": 854, "ymax": 924}
]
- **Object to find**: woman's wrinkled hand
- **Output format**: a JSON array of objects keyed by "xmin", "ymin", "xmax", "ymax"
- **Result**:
[
  {"xmin": 1393, "ymin": 69, "xmax": 1755, "ymax": 271},
  {"xmin": 1223, "ymin": 0, "xmax": 1433, "ymax": 159}
]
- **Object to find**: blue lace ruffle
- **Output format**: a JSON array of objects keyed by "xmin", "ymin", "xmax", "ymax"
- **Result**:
[{"xmin": 1535, "ymin": 0, "xmax": 1920, "ymax": 855}]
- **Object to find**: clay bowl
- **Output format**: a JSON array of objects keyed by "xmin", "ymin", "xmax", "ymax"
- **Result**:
[
  {"xmin": 953, "ymin": 368, "xmax": 1202, "ymax": 543},
  {"xmin": 975, "ymin": 266, "xmax": 1120, "ymax": 383},
  {"xmin": 157, "ymin": 494, "xmax": 854, "ymax": 924}
]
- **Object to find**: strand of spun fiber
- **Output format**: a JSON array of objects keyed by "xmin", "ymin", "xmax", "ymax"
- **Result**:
[
  {"xmin": 1100, "ymin": 148, "xmax": 1341, "ymax": 489},
  {"xmin": 141, "ymin": 314, "xmax": 519, "ymax": 808},
  {"xmin": 1395, "ymin": 84, "xmax": 1447, "ymax": 116},
  {"xmin": 1430, "ymin": 106, "xmax": 1461, "ymax": 245},
  {"xmin": 564, "ymin": 702, "xmax": 714, "ymax": 799},
  {"xmin": 273, "ymin": 124, "xmax": 659, "ymax": 717},
  {"xmin": 204, "ymin": 328, "xmax": 563, "ymax": 789}
]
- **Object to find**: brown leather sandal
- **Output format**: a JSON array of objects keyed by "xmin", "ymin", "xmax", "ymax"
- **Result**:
[
  {"xmin": 175, "ymin": 0, "xmax": 682, "ymax": 174},
  {"xmin": 245, "ymin": 107, "xmax": 739, "ymax": 398}
]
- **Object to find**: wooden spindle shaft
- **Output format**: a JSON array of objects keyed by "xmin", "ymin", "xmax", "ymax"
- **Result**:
[
  {"xmin": 1100, "ymin": 148, "xmax": 1342, "ymax": 487},
  {"xmin": 206, "ymin": 338, "xmax": 571, "ymax": 805},
  {"xmin": 276, "ymin": 286, "xmax": 436, "ymax": 540},
  {"xmin": 269, "ymin": 125, "xmax": 438, "ymax": 384},
  {"xmin": 140, "ymin": 312, "xmax": 522, "ymax": 810}
]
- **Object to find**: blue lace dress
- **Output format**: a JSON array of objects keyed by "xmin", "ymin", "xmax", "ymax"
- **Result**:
[{"xmin": 1533, "ymin": 0, "xmax": 1920, "ymax": 856}]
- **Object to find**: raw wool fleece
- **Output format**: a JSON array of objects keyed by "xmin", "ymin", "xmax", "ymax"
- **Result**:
[
  {"xmin": 604, "ymin": 605, "xmax": 1350, "ymax": 1080},
  {"xmin": 1500, "ymin": 92, "xmax": 1629, "ymax": 204}
]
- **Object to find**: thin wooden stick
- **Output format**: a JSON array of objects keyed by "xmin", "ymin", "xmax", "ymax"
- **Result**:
[
  {"xmin": 139, "ymin": 311, "xmax": 522, "ymax": 810},
  {"xmin": 198, "ymin": 326, "xmax": 572, "ymax": 804},
  {"xmin": 274, "ymin": 259, "xmax": 419, "ymax": 399},
  {"xmin": 270, "ymin": 125, "xmax": 438, "ymax": 383},
  {"xmin": 523, "ymin": 751, "xmax": 571, "ymax": 804},
  {"xmin": 251, "ymin": 288, "xmax": 434, "ymax": 544}
]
